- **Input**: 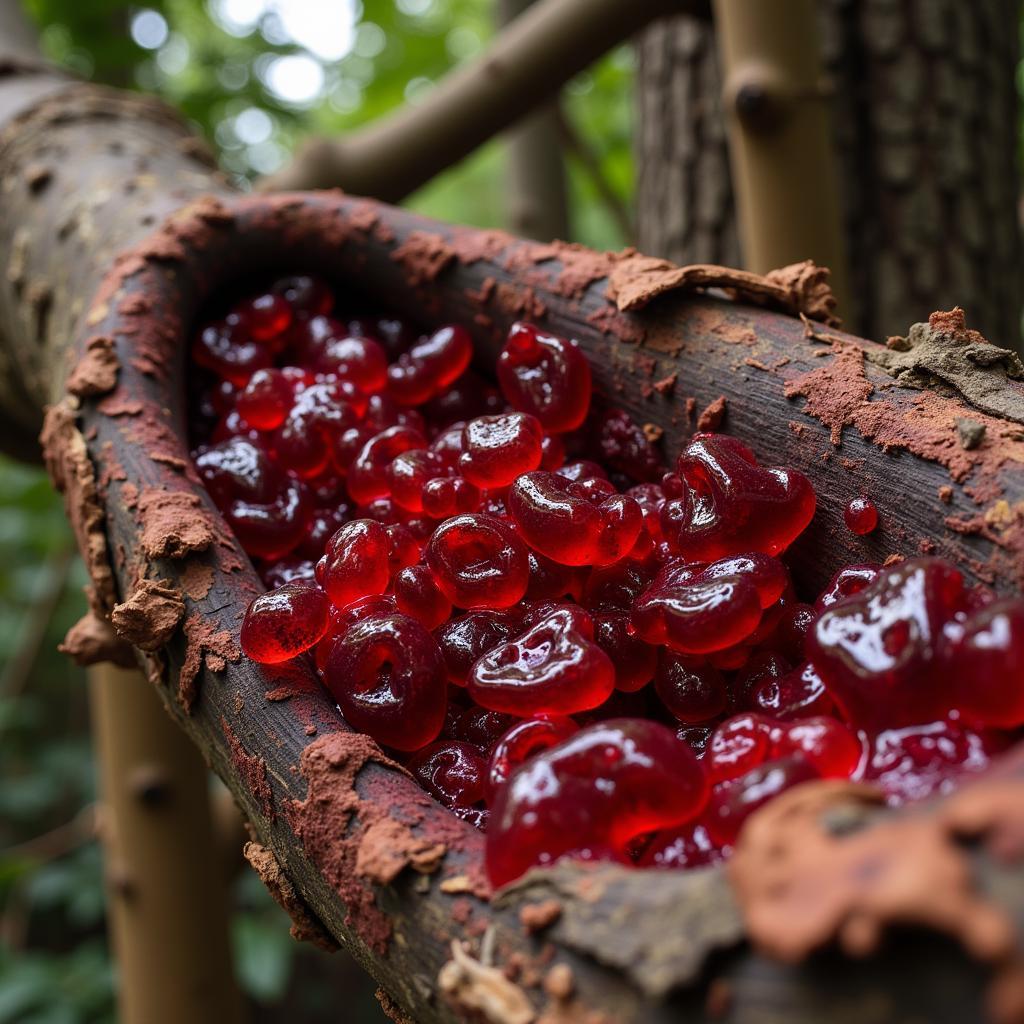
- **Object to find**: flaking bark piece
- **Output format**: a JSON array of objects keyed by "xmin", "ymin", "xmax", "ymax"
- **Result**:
[
  {"xmin": 870, "ymin": 308, "xmax": 1024, "ymax": 424},
  {"xmin": 111, "ymin": 578, "xmax": 185, "ymax": 650}
]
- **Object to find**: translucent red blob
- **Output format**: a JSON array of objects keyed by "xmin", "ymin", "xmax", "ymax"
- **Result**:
[
  {"xmin": 509, "ymin": 471, "xmax": 642, "ymax": 567},
  {"xmin": 387, "ymin": 325, "xmax": 473, "ymax": 406},
  {"xmin": 468, "ymin": 605, "xmax": 615, "ymax": 715},
  {"xmin": 844, "ymin": 496, "xmax": 879, "ymax": 535},
  {"xmin": 318, "ymin": 519, "xmax": 391, "ymax": 609},
  {"xmin": 486, "ymin": 719, "xmax": 708, "ymax": 886},
  {"xmin": 323, "ymin": 613, "xmax": 447, "ymax": 751},
  {"xmin": 496, "ymin": 322, "xmax": 592, "ymax": 433},
  {"xmin": 241, "ymin": 582, "xmax": 330, "ymax": 664},
  {"xmin": 486, "ymin": 716, "xmax": 579, "ymax": 798},
  {"xmin": 425, "ymin": 514, "xmax": 529, "ymax": 610},
  {"xmin": 631, "ymin": 553, "xmax": 788, "ymax": 654},
  {"xmin": 660, "ymin": 434, "xmax": 816, "ymax": 560},
  {"xmin": 459, "ymin": 413, "xmax": 544, "ymax": 489},
  {"xmin": 808, "ymin": 558, "xmax": 1024, "ymax": 730}
]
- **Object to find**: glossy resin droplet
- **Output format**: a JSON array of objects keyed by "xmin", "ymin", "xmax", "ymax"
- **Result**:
[{"xmin": 844, "ymin": 495, "xmax": 878, "ymax": 535}]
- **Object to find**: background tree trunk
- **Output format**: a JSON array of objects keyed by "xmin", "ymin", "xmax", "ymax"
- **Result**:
[
  {"xmin": 499, "ymin": 0, "xmax": 570, "ymax": 240},
  {"xmin": 636, "ymin": 0, "xmax": 1023, "ymax": 345}
]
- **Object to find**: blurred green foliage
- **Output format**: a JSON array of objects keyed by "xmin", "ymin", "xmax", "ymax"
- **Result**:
[{"xmin": 3, "ymin": 0, "xmax": 634, "ymax": 1020}]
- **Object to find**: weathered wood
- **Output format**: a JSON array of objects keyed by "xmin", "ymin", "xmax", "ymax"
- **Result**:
[{"xmin": 3, "ymin": 70, "xmax": 1024, "ymax": 1024}]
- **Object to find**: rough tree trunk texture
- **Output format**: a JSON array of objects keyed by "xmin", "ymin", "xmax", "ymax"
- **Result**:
[
  {"xmin": 499, "ymin": 0, "xmax": 570, "ymax": 242},
  {"xmin": 636, "ymin": 0, "xmax": 1023, "ymax": 345},
  {"xmin": 5, "ymin": 50, "xmax": 1024, "ymax": 1024}
]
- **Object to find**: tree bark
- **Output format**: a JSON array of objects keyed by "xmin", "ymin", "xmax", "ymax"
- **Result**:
[
  {"xmin": 636, "ymin": 0, "xmax": 1023, "ymax": 345},
  {"xmin": 4, "ymin": 50, "xmax": 1024, "ymax": 1024}
]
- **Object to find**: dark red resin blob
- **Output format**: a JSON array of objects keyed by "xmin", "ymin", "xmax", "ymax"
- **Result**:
[
  {"xmin": 509, "ymin": 471, "xmax": 642, "ymax": 566},
  {"xmin": 425, "ymin": 514, "xmax": 529, "ymax": 610},
  {"xmin": 496, "ymin": 322, "xmax": 592, "ymax": 433},
  {"xmin": 459, "ymin": 413, "xmax": 544, "ymax": 489},
  {"xmin": 486, "ymin": 719, "xmax": 709, "ymax": 886},
  {"xmin": 660, "ymin": 434, "xmax": 816, "ymax": 560},
  {"xmin": 632, "ymin": 553, "xmax": 788, "ymax": 655},
  {"xmin": 486, "ymin": 715, "xmax": 579, "ymax": 798},
  {"xmin": 468, "ymin": 605, "xmax": 615, "ymax": 715},
  {"xmin": 844, "ymin": 496, "xmax": 879, "ymax": 535},
  {"xmin": 323, "ymin": 613, "xmax": 447, "ymax": 751}
]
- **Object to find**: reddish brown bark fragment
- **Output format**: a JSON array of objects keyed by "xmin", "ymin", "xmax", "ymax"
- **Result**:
[
  {"xmin": 697, "ymin": 395, "xmax": 727, "ymax": 431},
  {"xmin": 136, "ymin": 488, "xmax": 214, "ymax": 560},
  {"xmin": 111, "ymin": 578, "xmax": 185, "ymax": 651},
  {"xmin": 222, "ymin": 718, "xmax": 274, "ymax": 821},
  {"xmin": 66, "ymin": 335, "xmax": 118, "ymax": 397},
  {"xmin": 391, "ymin": 231, "xmax": 457, "ymax": 287},
  {"xmin": 179, "ymin": 614, "xmax": 240, "ymax": 713},
  {"xmin": 59, "ymin": 610, "xmax": 135, "ymax": 667},
  {"xmin": 519, "ymin": 900, "xmax": 562, "ymax": 934}
]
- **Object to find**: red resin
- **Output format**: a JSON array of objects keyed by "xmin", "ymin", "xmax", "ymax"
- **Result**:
[
  {"xmin": 346, "ymin": 425, "xmax": 426, "ymax": 504},
  {"xmin": 318, "ymin": 519, "xmax": 392, "ymax": 609},
  {"xmin": 865, "ymin": 720, "xmax": 1007, "ymax": 805},
  {"xmin": 407, "ymin": 740, "xmax": 488, "ymax": 810},
  {"xmin": 192, "ymin": 319, "xmax": 273, "ymax": 386},
  {"xmin": 237, "ymin": 368, "xmax": 294, "ymax": 430},
  {"xmin": 468, "ymin": 605, "xmax": 615, "ymax": 715},
  {"xmin": 240, "ymin": 581, "xmax": 330, "ymax": 664},
  {"xmin": 387, "ymin": 325, "xmax": 473, "ymax": 406},
  {"xmin": 194, "ymin": 285, "xmax": 1019, "ymax": 875},
  {"xmin": 638, "ymin": 823, "xmax": 724, "ymax": 870},
  {"xmin": 592, "ymin": 610, "xmax": 657, "ymax": 692},
  {"xmin": 386, "ymin": 449, "xmax": 447, "ymax": 513},
  {"xmin": 632, "ymin": 553, "xmax": 788, "ymax": 654},
  {"xmin": 486, "ymin": 719, "xmax": 708, "ymax": 886},
  {"xmin": 508, "ymin": 471, "xmax": 643, "ymax": 566},
  {"xmin": 459, "ymin": 413, "xmax": 544, "ymax": 489},
  {"xmin": 323, "ymin": 613, "xmax": 447, "ymax": 751},
  {"xmin": 808, "ymin": 558, "xmax": 1024, "ymax": 730},
  {"xmin": 436, "ymin": 610, "xmax": 521, "ymax": 685},
  {"xmin": 704, "ymin": 757, "xmax": 819, "ymax": 846},
  {"xmin": 394, "ymin": 564, "xmax": 452, "ymax": 629},
  {"xmin": 235, "ymin": 292, "xmax": 292, "ymax": 341},
  {"xmin": 660, "ymin": 434, "xmax": 816, "ymax": 560},
  {"xmin": 707, "ymin": 712, "xmax": 860, "ymax": 784},
  {"xmin": 496, "ymin": 322, "xmax": 592, "ymax": 433},
  {"xmin": 654, "ymin": 653, "xmax": 728, "ymax": 723},
  {"xmin": 425, "ymin": 514, "xmax": 529, "ymax": 609},
  {"xmin": 486, "ymin": 715, "xmax": 579, "ymax": 798},
  {"xmin": 844, "ymin": 496, "xmax": 879, "ymax": 535}
]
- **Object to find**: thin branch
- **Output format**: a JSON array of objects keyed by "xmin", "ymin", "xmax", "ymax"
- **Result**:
[
  {"xmin": 261, "ymin": 0, "xmax": 711, "ymax": 198},
  {"xmin": 0, "ymin": 543, "xmax": 76, "ymax": 699},
  {"xmin": 555, "ymin": 106, "xmax": 633, "ymax": 244}
]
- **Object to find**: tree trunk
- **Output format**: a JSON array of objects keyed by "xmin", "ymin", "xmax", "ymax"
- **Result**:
[
  {"xmin": 636, "ymin": 0, "xmax": 1023, "ymax": 344},
  {"xmin": 499, "ymin": 0, "xmax": 570, "ymax": 241}
]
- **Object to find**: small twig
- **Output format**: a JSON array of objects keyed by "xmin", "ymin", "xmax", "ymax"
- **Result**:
[
  {"xmin": 555, "ymin": 106, "xmax": 633, "ymax": 244},
  {"xmin": 261, "ymin": 0, "xmax": 710, "ymax": 198},
  {"xmin": 1, "ymin": 803, "xmax": 97, "ymax": 863},
  {"xmin": 0, "ymin": 542, "xmax": 76, "ymax": 700}
]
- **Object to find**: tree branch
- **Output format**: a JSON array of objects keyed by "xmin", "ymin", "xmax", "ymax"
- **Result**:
[{"xmin": 260, "ymin": 0, "xmax": 710, "ymax": 198}]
